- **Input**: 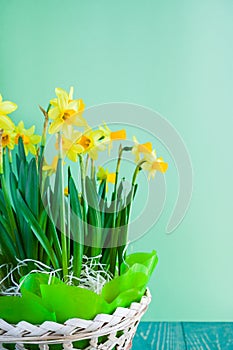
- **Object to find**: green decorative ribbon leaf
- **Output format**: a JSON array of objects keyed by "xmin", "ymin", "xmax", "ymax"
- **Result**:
[
  {"xmin": 20, "ymin": 273, "xmax": 62, "ymax": 297},
  {"xmin": 121, "ymin": 250, "xmax": 158, "ymax": 275},
  {"xmin": 40, "ymin": 284, "xmax": 111, "ymax": 323},
  {"xmin": 102, "ymin": 250, "xmax": 158, "ymax": 312},
  {"xmin": 0, "ymin": 293, "xmax": 56, "ymax": 324}
]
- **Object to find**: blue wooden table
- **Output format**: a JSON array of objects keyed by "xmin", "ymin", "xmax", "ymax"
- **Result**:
[{"xmin": 133, "ymin": 322, "xmax": 233, "ymax": 349}]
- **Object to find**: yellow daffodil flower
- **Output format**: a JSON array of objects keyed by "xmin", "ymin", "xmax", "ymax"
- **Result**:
[
  {"xmin": 15, "ymin": 121, "xmax": 41, "ymax": 156},
  {"xmin": 99, "ymin": 122, "xmax": 126, "ymax": 154},
  {"xmin": 48, "ymin": 87, "xmax": 87, "ymax": 134},
  {"xmin": 55, "ymin": 128, "xmax": 84, "ymax": 162},
  {"xmin": 132, "ymin": 136, "xmax": 152, "ymax": 162},
  {"xmin": 77, "ymin": 128, "xmax": 105, "ymax": 160},
  {"xmin": 2, "ymin": 129, "xmax": 16, "ymax": 150},
  {"xmin": 0, "ymin": 94, "xmax": 17, "ymax": 130},
  {"xmin": 43, "ymin": 155, "xmax": 60, "ymax": 175},
  {"xmin": 97, "ymin": 166, "xmax": 116, "ymax": 191},
  {"xmin": 142, "ymin": 150, "xmax": 168, "ymax": 179}
]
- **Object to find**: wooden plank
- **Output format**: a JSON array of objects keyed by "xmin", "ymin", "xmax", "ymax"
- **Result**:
[
  {"xmin": 132, "ymin": 322, "xmax": 186, "ymax": 349},
  {"xmin": 183, "ymin": 322, "xmax": 233, "ymax": 350}
]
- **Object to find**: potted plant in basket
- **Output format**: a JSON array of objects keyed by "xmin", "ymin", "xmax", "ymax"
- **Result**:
[{"xmin": 0, "ymin": 88, "xmax": 168, "ymax": 349}]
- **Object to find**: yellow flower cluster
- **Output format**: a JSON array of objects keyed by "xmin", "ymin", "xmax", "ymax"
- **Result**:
[
  {"xmin": 132, "ymin": 137, "xmax": 168, "ymax": 179},
  {"xmin": 46, "ymin": 87, "xmax": 127, "ymax": 164},
  {"xmin": 0, "ymin": 88, "xmax": 168, "ymax": 180},
  {"xmin": 0, "ymin": 95, "xmax": 41, "ymax": 155}
]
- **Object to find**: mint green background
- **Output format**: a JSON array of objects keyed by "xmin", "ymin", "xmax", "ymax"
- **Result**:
[{"xmin": 1, "ymin": 0, "xmax": 233, "ymax": 321}]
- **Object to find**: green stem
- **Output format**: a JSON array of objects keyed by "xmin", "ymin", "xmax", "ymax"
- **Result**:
[
  {"xmin": 58, "ymin": 132, "xmax": 68, "ymax": 282},
  {"xmin": 91, "ymin": 158, "xmax": 95, "ymax": 180},
  {"xmin": 85, "ymin": 154, "xmax": 89, "ymax": 174},
  {"xmin": 79, "ymin": 154, "xmax": 87, "ymax": 238},
  {"xmin": 0, "ymin": 130, "xmax": 3, "ymax": 175},
  {"xmin": 8, "ymin": 148, "xmax": 13, "ymax": 171},
  {"xmin": 39, "ymin": 104, "xmax": 50, "ymax": 148},
  {"xmin": 116, "ymin": 160, "xmax": 146, "ymax": 274},
  {"xmin": 109, "ymin": 144, "xmax": 123, "ymax": 275},
  {"xmin": 125, "ymin": 160, "xmax": 146, "ymax": 225}
]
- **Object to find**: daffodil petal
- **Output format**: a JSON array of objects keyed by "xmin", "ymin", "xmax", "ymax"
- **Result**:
[
  {"xmin": 92, "ymin": 130, "xmax": 104, "ymax": 141},
  {"xmin": 89, "ymin": 148, "xmax": 98, "ymax": 160},
  {"xmin": 152, "ymin": 160, "xmax": 168, "ymax": 173},
  {"xmin": 107, "ymin": 173, "xmax": 116, "ymax": 184},
  {"xmin": 17, "ymin": 121, "xmax": 25, "ymax": 131},
  {"xmin": 72, "ymin": 144, "xmax": 84, "ymax": 153},
  {"xmin": 42, "ymin": 165, "xmax": 51, "ymax": 171},
  {"xmin": 78, "ymin": 99, "xmax": 85, "ymax": 112},
  {"xmin": 26, "ymin": 125, "xmax": 35, "ymax": 136},
  {"xmin": 71, "ymin": 114, "xmax": 88, "ymax": 127},
  {"xmin": 31, "ymin": 135, "xmax": 41, "ymax": 144},
  {"xmin": 0, "ymin": 101, "xmax": 17, "ymax": 115},
  {"xmin": 48, "ymin": 119, "xmax": 63, "ymax": 134},
  {"xmin": 50, "ymin": 98, "xmax": 58, "ymax": 106},
  {"xmin": 67, "ymin": 150, "xmax": 77, "ymax": 162},
  {"xmin": 67, "ymin": 100, "xmax": 79, "ymax": 112},
  {"xmin": 29, "ymin": 143, "xmax": 38, "ymax": 155},
  {"xmin": 48, "ymin": 106, "xmax": 60, "ymax": 120},
  {"xmin": 55, "ymin": 88, "xmax": 68, "ymax": 111},
  {"xmin": 138, "ymin": 142, "xmax": 152, "ymax": 153},
  {"xmin": 68, "ymin": 87, "xmax": 74, "ymax": 101},
  {"xmin": 0, "ymin": 115, "xmax": 15, "ymax": 130}
]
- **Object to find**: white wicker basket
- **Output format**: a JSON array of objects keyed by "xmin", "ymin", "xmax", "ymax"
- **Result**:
[{"xmin": 0, "ymin": 289, "xmax": 151, "ymax": 350}]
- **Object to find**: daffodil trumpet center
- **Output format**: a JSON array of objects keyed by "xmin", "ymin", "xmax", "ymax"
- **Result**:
[
  {"xmin": 61, "ymin": 109, "xmax": 75, "ymax": 121},
  {"xmin": 138, "ymin": 142, "xmax": 152, "ymax": 153},
  {"xmin": 152, "ymin": 161, "xmax": 168, "ymax": 173},
  {"xmin": 2, "ymin": 133, "xmax": 10, "ymax": 147},
  {"xmin": 110, "ymin": 129, "xmax": 126, "ymax": 140},
  {"xmin": 78, "ymin": 135, "xmax": 92, "ymax": 150},
  {"xmin": 15, "ymin": 134, "xmax": 30, "ymax": 145}
]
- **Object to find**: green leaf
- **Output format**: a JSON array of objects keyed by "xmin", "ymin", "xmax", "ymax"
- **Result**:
[
  {"xmin": 9, "ymin": 171, "xmax": 33, "ymax": 259},
  {"xmin": 0, "ymin": 220, "xmax": 17, "ymax": 259},
  {"xmin": 17, "ymin": 136, "xmax": 26, "ymax": 164},
  {"xmin": 51, "ymin": 158, "xmax": 62, "ymax": 225},
  {"xmin": 85, "ymin": 176, "xmax": 100, "ymax": 213},
  {"xmin": 85, "ymin": 176, "xmax": 102, "ymax": 255},
  {"xmin": 46, "ymin": 206, "xmax": 62, "ymax": 266},
  {"xmin": 69, "ymin": 175, "xmax": 84, "ymax": 279},
  {"xmin": 26, "ymin": 158, "xmax": 39, "ymax": 217},
  {"xmin": 0, "ymin": 175, "xmax": 17, "ymax": 243},
  {"xmin": 16, "ymin": 190, "xmax": 59, "ymax": 270},
  {"xmin": 98, "ymin": 180, "xmax": 106, "ymax": 202},
  {"xmin": 18, "ymin": 160, "xmax": 28, "ymax": 197},
  {"xmin": 69, "ymin": 176, "xmax": 82, "ymax": 219},
  {"xmin": 0, "ymin": 189, "xmax": 7, "ymax": 216},
  {"xmin": 15, "ymin": 153, "xmax": 21, "ymax": 177}
]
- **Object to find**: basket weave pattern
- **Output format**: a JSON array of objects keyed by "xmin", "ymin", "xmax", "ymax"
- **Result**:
[{"xmin": 0, "ymin": 290, "xmax": 151, "ymax": 350}]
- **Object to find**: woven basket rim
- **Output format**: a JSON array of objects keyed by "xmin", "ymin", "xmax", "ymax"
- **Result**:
[{"xmin": 0, "ymin": 289, "xmax": 151, "ymax": 344}]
